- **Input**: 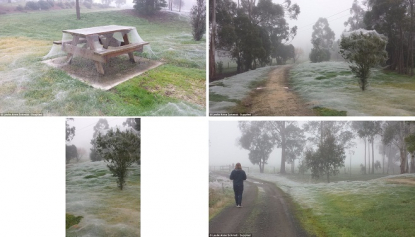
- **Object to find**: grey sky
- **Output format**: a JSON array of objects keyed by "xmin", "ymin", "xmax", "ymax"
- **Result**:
[
  {"xmin": 286, "ymin": 0, "xmax": 361, "ymax": 54},
  {"xmin": 209, "ymin": 121, "xmax": 384, "ymax": 169},
  {"xmin": 66, "ymin": 117, "xmax": 132, "ymax": 156},
  {"xmin": 116, "ymin": 0, "xmax": 197, "ymax": 12}
]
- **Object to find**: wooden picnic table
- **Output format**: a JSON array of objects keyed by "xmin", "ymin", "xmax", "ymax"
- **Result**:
[{"xmin": 55, "ymin": 25, "xmax": 149, "ymax": 75}]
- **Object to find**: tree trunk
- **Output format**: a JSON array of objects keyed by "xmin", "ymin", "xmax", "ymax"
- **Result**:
[
  {"xmin": 411, "ymin": 154, "xmax": 415, "ymax": 173},
  {"xmin": 382, "ymin": 145, "xmax": 385, "ymax": 174},
  {"xmin": 209, "ymin": 0, "xmax": 216, "ymax": 80},
  {"xmin": 388, "ymin": 144, "xmax": 392, "ymax": 174},
  {"xmin": 411, "ymin": 1, "xmax": 414, "ymax": 76},
  {"xmin": 291, "ymin": 161, "xmax": 295, "ymax": 174},
  {"xmin": 280, "ymin": 122, "xmax": 286, "ymax": 174},
  {"xmin": 326, "ymin": 168, "xmax": 330, "ymax": 183},
  {"xmin": 368, "ymin": 139, "xmax": 370, "ymax": 173},
  {"xmin": 364, "ymin": 138, "xmax": 367, "ymax": 174},
  {"xmin": 76, "ymin": 0, "xmax": 80, "ymax": 20},
  {"xmin": 372, "ymin": 138, "xmax": 375, "ymax": 174}
]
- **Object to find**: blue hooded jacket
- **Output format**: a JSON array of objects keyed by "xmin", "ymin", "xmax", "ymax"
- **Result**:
[{"xmin": 230, "ymin": 169, "xmax": 247, "ymax": 186}]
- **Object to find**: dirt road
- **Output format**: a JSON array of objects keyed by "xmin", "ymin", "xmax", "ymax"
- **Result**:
[
  {"xmin": 249, "ymin": 65, "xmax": 314, "ymax": 116},
  {"xmin": 209, "ymin": 177, "xmax": 308, "ymax": 237}
]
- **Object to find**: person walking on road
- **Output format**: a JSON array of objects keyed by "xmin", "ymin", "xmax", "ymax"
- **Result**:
[{"xmin": 230, "ymin": 163, "xmax": 247, "ymax": 208}]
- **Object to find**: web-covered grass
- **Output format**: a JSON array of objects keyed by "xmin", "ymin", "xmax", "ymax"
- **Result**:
[
  {"xmin": 0, "ymin": 9, "xmax": 205, "ymax": 115},
  {"xmin": 66, "ymin": 160, "xmax": 140, "ymax": 236},
  {"xmin": 209, "ymin": 66, "xmax": 274, "ymax": 113},
  {"xmin": 250, "ymin": 172, "xmax": 415, "ymax": 236},
  {"xmin": 209, "ymin": 172, "xmax": 234, "ymax": 220},
  {"xmin": 290, "ymin": 61, "xmax": 415, "ymax": 116}
]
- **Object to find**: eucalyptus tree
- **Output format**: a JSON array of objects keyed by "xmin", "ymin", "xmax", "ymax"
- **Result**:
[
  {"xmin": 90, "ymin": 119, "xmax": 109, "ymax": 162},
  {"xmin": 303, "ymin": 121, "xmax": 355, "ymax": 150},
  {"xmin": 364, "ymin": 0, "xmax": 414, "ymax": 75},
  {"xmin": 238, "ymin": 121, "xmax": 275, "ymax": 173},
  {"xmin": 214, "ymin": 0, "xmax": 299, "ymax": 72},
  {"xmin": 190, "ymin": 0, "xmax": 206, "ymax": 41},
  {"xmin": 238, "ymin": 121, "xmax": 305, "ymax": 174},
  {"xmin": 309, "ymin": 18, "xmax": 335, "ymax": 62},
  {"xmin": 344, "ymin": 0, "xmax": 366, "ymax": 31},
  {"xmin": 305, "ymin": 132, "xmax": 346, "ymax": 183},
  {"xmin": 404, "ymin": 122, "xmax": 415, "ymax": 172},
  {"xmin": 351, "ymin": 121, "xmax": 382, "ymax": 174},
  {"xmin": 382, "ymin": 121, "xmax": 411, "ymax": 173}
]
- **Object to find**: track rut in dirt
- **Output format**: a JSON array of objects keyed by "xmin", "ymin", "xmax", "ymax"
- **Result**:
[{"xmin": 209, "ymin": 176, "xmax": 308, "ymax": 237}]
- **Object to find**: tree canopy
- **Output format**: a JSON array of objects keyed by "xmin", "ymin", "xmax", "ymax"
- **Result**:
[
  {"xmin": 340, "ymin": 30, "xmax": 388, "ymax": 91},
  {"xmin": 95, "ymin": 128, "xmax": 141, "ymax": 190},
  {"xmin": 309, "ymin": 18, "xmax": 334, "ymax": 63},
  {"xmin": 134, "ymin": 0, "xmax": 167, "ymax": 15}
]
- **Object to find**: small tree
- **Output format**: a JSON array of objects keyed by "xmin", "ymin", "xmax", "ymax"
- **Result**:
[
  {"xmin": 133, "ymin": 0, "xmax": 167, "ymax": 16},
  {"xmin": 340, "ymin": 30, "xmax": 388, "ymax": 91},
  {"xmin": 66, "ymin": 145, "xmax": 78, "ymax": 164},
  {"xmin": 190, "ymin": 0, "xmax": 206, "ymax": 41},
  {"xmin": 305, "ymin": 132, "xmax": 346, "ymax": 183},
  {"xmin": 95, "ymin": 128, "xmax": 140, "ymax": 190}
]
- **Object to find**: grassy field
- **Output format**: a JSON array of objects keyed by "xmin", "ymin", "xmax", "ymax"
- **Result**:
[
  {"xmin": 209, "ymin": 172, "xmax": 234, "ymax": 220},
  {"xmin": 250, "ymin": 172, "xmax": 415, "ymax": 237},
  {"xmin": 294, "ymin": 176, "xmax": 415, "ymax": 237},
  {"xmin": 66, "ymin": 160, "xmax": 140, "ymax": 236},
  {"xmin": 0, "ymin": 9, "xmax": 205, "ymax": 115},
  {"xmin": 290, "ymin": 61, "xmax": 415, "ymax": 116}
]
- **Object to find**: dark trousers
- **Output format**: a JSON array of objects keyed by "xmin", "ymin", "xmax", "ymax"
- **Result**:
[{"xmin": 233, "ymin": 184, "xmax": 244, "ymax": 206}]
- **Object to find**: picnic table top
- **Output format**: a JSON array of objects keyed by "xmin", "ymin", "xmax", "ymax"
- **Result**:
[{"xmin": 62, "ymin": 25, "xmax": 135, "ymax": 36}]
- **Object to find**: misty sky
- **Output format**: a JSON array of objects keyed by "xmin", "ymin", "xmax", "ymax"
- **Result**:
[
  {"xmin": 286, "ymin": 0, "xmax": 361, "ymax": 54},
  {"xmin": 111, "ymin": 0, "xmax": 197, "ymax": 12},
  {"xmin": 209, "ymin": 121, "xmax": 384, "ymax": 169},
  {"xmin": 66, "ymin": 117, "xmax": 132, "ymax": 158}
]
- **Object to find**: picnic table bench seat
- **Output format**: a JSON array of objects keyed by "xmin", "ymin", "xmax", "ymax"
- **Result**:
[
  {"xmin": 53, "ymin": 38, "xmax": 86, "ymax": 45},
  {"xmin": 94, "ymin": 41, "xmax": 149, "ymax": 58}
]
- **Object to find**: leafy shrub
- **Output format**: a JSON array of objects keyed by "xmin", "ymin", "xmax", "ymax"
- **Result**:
[
  {"xmin": 38, "ymin": 1, "xmax": 51, "ymax": 10},
  {"xmin": 65, "ymin": 2, "xmax": 73, "ymax": 8},
  {"xmin": 56, "ymin": 2, "xmax": 64, "ymax": 8},
  {"xmin": 25, "ymin": 1, "xmax": 40, "ymax": 10},
  {"xmin": 309, "ymin": 48, "xmax": 330, "ymax": 63},
  {"xmin": 84, "ymin": 2, "xmax": 92, "ymax": 9},
  {"xmin": 47, "ymin": 0, "xmax": 54, "ymax": 7},
  {"xmin": 216, "ymin": 61, "xmax": 223, "ymax": 74},
  {"xmin": 15, "ymin": 5, "xmax": 25, "ymax": 11}
]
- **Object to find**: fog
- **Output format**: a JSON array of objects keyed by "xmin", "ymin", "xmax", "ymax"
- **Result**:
[
  {"xmin": 103, "ymin": 0, "xmax": 198, "ymax": 12},
  {"xmin": 286, "ymin": 0, "xmax": 359, "ymax": 56},
  {"xmin": 210, "ymin": 121, "xmax": 385, "ymax": 170},
  {"xmin": 66, "ymin": 117, "xmax": 133, "ymax": 159}
]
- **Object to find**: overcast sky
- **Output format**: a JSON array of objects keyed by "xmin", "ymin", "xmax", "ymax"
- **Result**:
[
  {"xmin": 66, "ymin": 117, "xmax": 132, "ymax": 157},
  {"xmin": 116, "ymin": 0, "xmax": 197, "ymax": 12},
  {"xmin": 209, "ymin": 121, "xmax": 383, "ymax": 170},
  {"xmin": 286, "ymin": 0, "xmax": 364, "ymax": 54}
]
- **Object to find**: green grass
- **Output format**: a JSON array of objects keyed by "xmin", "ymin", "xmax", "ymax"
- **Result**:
[
  {"xmin": 290, "ymin": 62, "xmax": 415, "ymax": 116},
  {"xmin": 66, "ymin": 213, "xmax": 83, "ymax": 229},
  {"xmin": 313, "ymin": 106, "xmax": 347, "ymax": 116},
  {"xmin": 285, "ymin": 172, "xmax": 391, "ymax": 183},
  {"xmin": 0, "ymin": 9, "xmax": 205, "ymax": 115},
  {"xmin": 296, "ymin": 186, "xmax": 415, "ymax": 237},
  {"xmin": 209, "ymin": 92, "xmax": 239, "ymax": 103}
]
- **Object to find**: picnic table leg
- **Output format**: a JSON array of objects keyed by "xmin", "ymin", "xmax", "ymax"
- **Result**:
[
  {"xmin": 94, "ymin": 61, "xmax": 105, "ymax": 75},
  {"xmin": 66, "ymin": 35, "xmax": 80, "ymax": 64},
  {"xmin": 86, "ymin": 35, "xmax": 105, "ymax": 75},
  {"xmin": 123, "ymin": 34, "xmax": 136, "ymax": 63}
]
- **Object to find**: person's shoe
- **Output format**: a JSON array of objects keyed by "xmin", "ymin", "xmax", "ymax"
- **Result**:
[{"xmin": 237, "ymin": 205, "xmax": 241, "ymax": 208}]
